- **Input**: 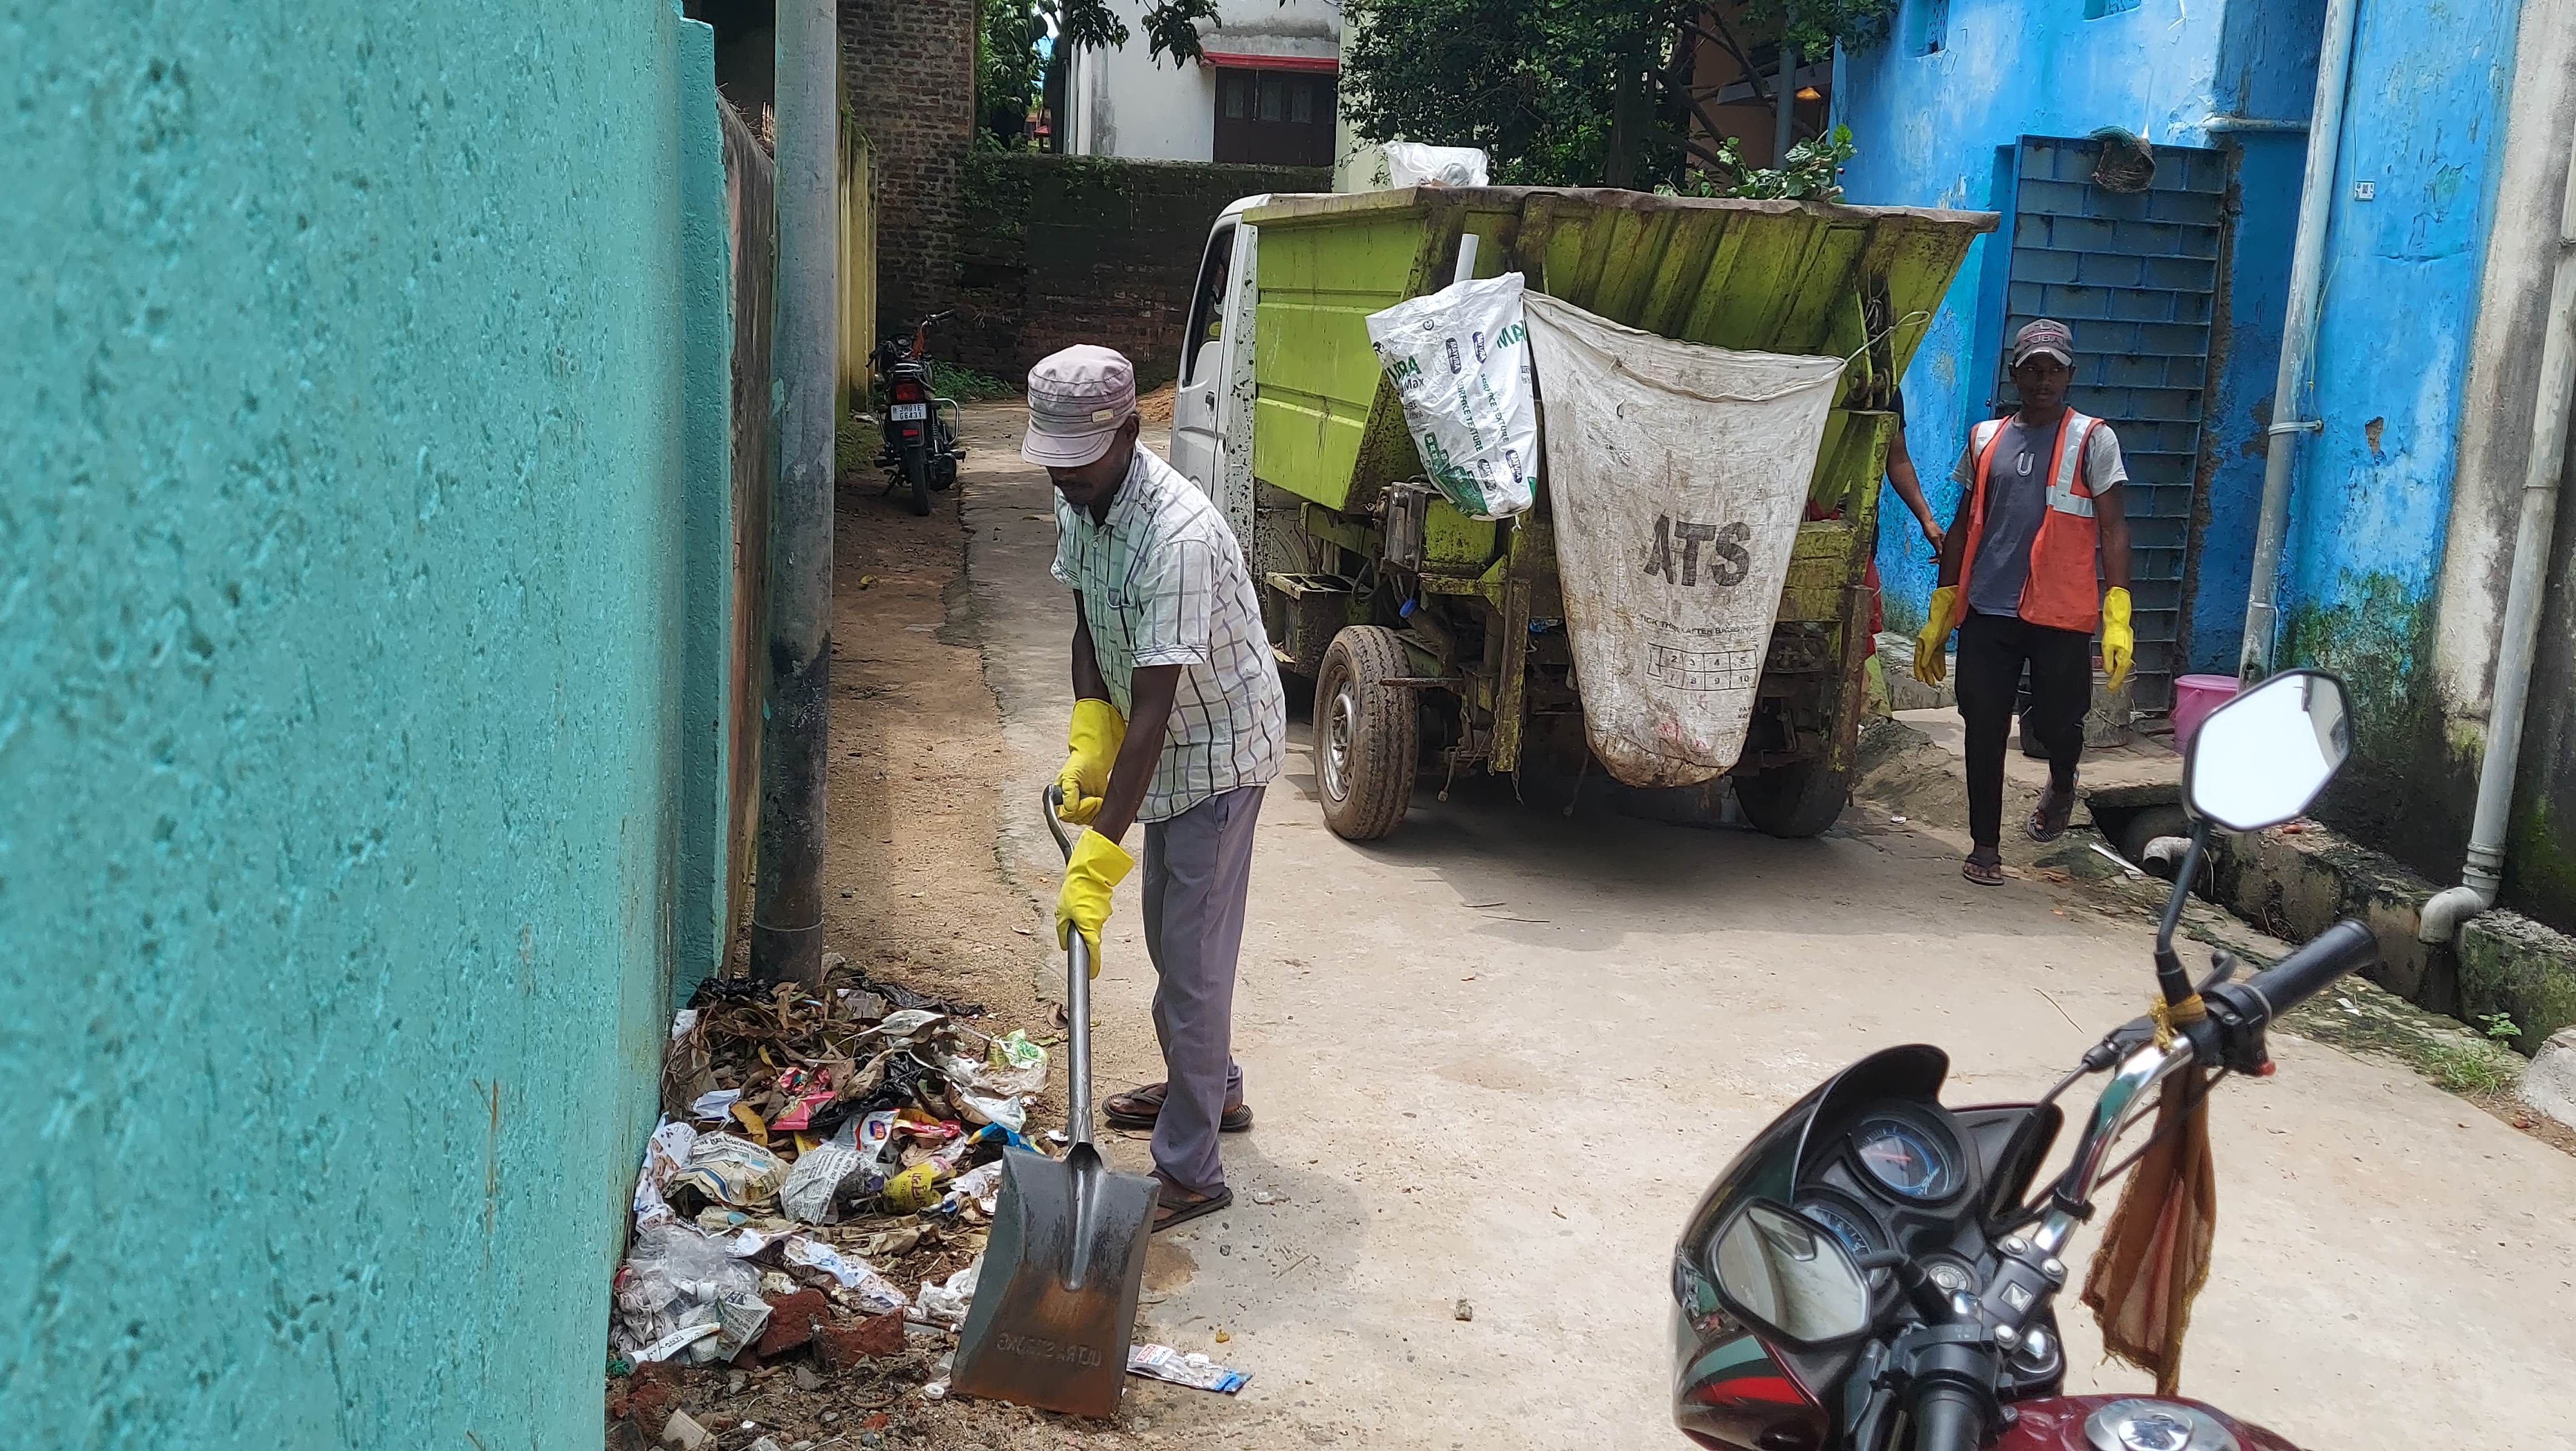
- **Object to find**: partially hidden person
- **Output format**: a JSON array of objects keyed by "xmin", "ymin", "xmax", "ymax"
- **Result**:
[
  {"xmin": 1911, "ymin": 319, "xmax": 2133, "ymax": 887},
  {"xmin": 1029, "ymin": 344, "xmax": 1288, "ymax": 1233}
]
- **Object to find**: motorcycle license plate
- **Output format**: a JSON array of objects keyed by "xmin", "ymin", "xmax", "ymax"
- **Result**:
[{"xmin": 889, "ymin": 403, "xmax": 929, "ymax": 421}]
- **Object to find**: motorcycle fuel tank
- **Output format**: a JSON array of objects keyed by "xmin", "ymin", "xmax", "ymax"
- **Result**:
[{"xmin": 1993, "ymin": 1395, "xmax": 2305, "ymax": 1451}]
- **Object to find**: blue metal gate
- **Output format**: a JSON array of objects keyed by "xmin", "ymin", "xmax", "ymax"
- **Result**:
[{"xmin": 1973, "ymin": 134, "xmax": 2228, "ymax": 710}]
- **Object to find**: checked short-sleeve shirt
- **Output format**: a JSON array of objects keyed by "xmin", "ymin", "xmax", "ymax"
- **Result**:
[{"xmin": 1052, "ymin": 445, "xmax": 1287, "ymax": 823}]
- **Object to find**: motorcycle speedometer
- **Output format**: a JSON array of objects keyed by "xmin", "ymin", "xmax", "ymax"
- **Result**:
[{"xmin": 1852, "ymin": 1115, "xmax": 1960, "ymax": 1200}]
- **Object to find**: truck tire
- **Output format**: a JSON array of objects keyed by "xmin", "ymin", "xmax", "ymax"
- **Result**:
[
  {"xmin": 1315, "ymin": 625, "xmax": 1417, "ymax": 841},
  {"xmin": 1733, "ymin": 758, "xmax": 1852, "ymax": 839}
]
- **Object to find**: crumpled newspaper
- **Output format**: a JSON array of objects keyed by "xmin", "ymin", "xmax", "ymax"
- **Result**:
[
  {"xmin": 781, "ymin": 1234, "xmax": 908, "ymax": 1316},
  {"xmin": 671, "ymin": 1132, "xmax": 787, "ymax": 1208},
  {"xmin": 779, "ymin": 1141, "xmax": 863, "ymax": 1224},
  {"xmin": 634, "ymin": 1119, "xmax": 700, "ymax": 1230}
]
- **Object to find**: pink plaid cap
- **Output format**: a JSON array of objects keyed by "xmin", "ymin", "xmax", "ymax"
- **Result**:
[
  {"xmin": 2011, "ymin": 318, "xmax": 2076, "ymax": 366},
  {"xmin": 1022, "ymin": 345, "xmax": 1137, "ymax": 467}
]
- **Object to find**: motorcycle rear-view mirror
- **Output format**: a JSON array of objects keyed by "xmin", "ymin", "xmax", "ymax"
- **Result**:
[
  {"xmin": 2184, "ymin": 669, "xmax": 2353, "ymax": 832},
  {"xmin": 1708, "ymin": 1200, "xmax": 1873, "ymax": 1350}
]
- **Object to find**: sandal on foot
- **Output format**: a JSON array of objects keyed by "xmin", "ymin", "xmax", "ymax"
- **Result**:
[
  {"xmin": 1962, "ymin": 850, "xmax": 2006, "ymax": 887},
  {"xmin": 1150, "ymin": 1173, "xmax": 1233, "ymax": 1234},
  {"xmin": 1102, "ymin": 1082, "xmax": 1252, "ymax": 1133},
  {"xmin": 2027, "ymin": 784, "xmax": 2076, "ymax": 843}
]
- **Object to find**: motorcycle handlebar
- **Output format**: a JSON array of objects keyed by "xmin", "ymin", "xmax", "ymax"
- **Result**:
[
  {"xmin": 2233, "ymin": 918, "xmax": 2378, "ymax": 1029},
  {"xmin": 1909, "ymin": 1382, "xmax": 1987, "ymax": 1451}
]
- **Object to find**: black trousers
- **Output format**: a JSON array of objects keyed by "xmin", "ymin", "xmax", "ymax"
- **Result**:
[{"xmin": 1955, "ymin": 610, "xmax": 2093, "ymax": 849}]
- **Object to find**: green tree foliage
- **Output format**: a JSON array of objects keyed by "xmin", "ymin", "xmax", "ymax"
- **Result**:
[
  {"xmin": 977, "ymin": 0, "xmax": 1048, "ymax": 150},
  {"xmin": 1343, "ymin": 0, "xmax": 1892, "ymax": 189},
  {"xmin": 1054, "ymin": 0, "xmax": 1223, "ymax": 62}
]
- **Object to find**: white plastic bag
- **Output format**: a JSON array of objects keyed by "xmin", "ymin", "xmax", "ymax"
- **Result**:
[
  {"xmin": 1365, "ymin": 273, "xmax": 1538, "ymax": 520},
  {"xmin": 1520, "ymin": 292, "xmax": 1847, "ymax": 786},
  {"xmin": 1383, "ymin": 142, "xmax": 1489, "ymax": 188}
]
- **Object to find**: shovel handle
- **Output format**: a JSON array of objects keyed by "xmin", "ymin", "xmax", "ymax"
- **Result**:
[{"xmin": 1043, "ymin": 786, "xmax": 1096, "ymax": 1149}]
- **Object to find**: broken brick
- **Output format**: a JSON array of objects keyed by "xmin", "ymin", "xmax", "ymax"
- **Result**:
[
  {"xmin": 753, "ymin": 1288, "xmax": 831, "ymax": 1358},
  {"xmin": 813, "ymin": 1312, "xmax": 907, "ymax": 1369}
]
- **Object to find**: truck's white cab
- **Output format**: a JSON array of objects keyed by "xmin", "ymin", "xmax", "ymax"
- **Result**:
[{"xmin": 1173, "ymin": 193, "xmax": 1318, "ymax": 586}]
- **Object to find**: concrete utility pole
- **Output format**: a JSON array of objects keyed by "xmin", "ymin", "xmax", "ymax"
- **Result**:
[{"xmin": 752, "ymin": 0, "xmax": 840, "ymax": 986}]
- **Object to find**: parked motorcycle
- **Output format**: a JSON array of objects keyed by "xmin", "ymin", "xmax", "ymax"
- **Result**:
[
  {"xmin": 874, "ymin": 310, "xmax": 964, "ymax": 517},
  {"xmin": 1673, "ymin": 668, "xmax": 2371, "ymax": 1451}
]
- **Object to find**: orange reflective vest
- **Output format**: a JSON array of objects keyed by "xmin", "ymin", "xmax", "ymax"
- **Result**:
[{"xmin": 1955, "ymin": 408, "xmax": 2106, "ymax": 634}]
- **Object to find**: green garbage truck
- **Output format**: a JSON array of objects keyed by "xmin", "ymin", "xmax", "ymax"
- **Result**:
[{"xmin": 1165, "ymin": 186, "xmax": 1994, "ymax": 841}]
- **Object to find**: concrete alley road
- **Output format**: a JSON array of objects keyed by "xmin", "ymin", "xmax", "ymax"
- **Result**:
[{"xmin": 951, "ymin": 406, "xmax": 2576, "ymax": 1450}]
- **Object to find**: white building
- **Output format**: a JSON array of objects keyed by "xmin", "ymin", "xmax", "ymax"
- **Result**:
[{"xmin": 1059, "ymin": 0, "xmax": 1341, "ymax": 167}]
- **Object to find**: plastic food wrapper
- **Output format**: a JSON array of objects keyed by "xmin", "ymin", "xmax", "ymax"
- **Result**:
[
  {"xmin": 689, "ymin": 1088, "xmax": 742, "ymax": 1121},
  {"xmin": 672, "ymin": 1132, "xmax": 788, "ymax": 1207},
  {"xmin": 1382, "ymin": 142, "xmax": 1489, "ymax": 188},
  {"xmin": 779, "ymin": 1140, "xmax": 863, "ymax": 1224},
  {"xmin": 941, "ymin": 1160, "xmax": 1004, "ymax": 1216},
  {"xmin": 614, "ymin": 1224, "xmax": 760, "ymax": 1356},
  {"xmin": 911, "ymin": 1258, "xmax": 982, "ymax": 1330},
  {"xmin": 1126, "ymin": 1343, "xmax": 1250, "ymax": 1394},
  {"xmin": 953, "ymin": 1088, "xmax": 1027, "ymax": 1133},
  {"xmin": 855, "ymin": 1113, "xmax": 896, "ymax": 1170},
  {"xmin": 882, "ymin": 1161, "xmax": 948, "ymax": 1213},
  {"xmin": 782, "ymin": 1234, "xmax": 908, "ymax": 1316},
  {"xmin": 1365, "ymin": 274, "xmax": 1538, "ymax": 520},
  {"xmin": 1520, "ymin": 291, "xmax": 1846, "ymax": 787}
]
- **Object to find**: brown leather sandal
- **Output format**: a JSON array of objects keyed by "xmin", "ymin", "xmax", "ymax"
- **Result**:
[
  {"xmin": 1150, "ymin": 1171, "xmax": 1233, "ymax": 1233},
  {"xmin": 1102, "ymin": 1081, "xmax": 1253, "ymax": 1133},
  {"xmin": 2027, "ymin": 783, "xmax": 2077, "ymax": 843},
  {"xmin": 1962, "ymin": 849, "xmax": 2007, "ymax": 887}
]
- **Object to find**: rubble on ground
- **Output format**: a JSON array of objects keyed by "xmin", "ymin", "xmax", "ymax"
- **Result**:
[{"xmin": 607, "ymin": 953, "xmax": 1065, "ymax": 1445}]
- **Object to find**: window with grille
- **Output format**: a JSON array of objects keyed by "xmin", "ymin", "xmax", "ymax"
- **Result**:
[{"xmin": 1212, "ymin": 66, "xmax": 1337, "ymax": 166}]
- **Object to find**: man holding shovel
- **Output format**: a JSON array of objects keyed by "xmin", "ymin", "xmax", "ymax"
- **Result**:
[
  {"xmin": 1913, "ymin": 319, "xmax": 2134, "ymax": 887},
  {"xmin": 1029, "ymin": 344, "xmax": 1287, "ymax": 1233}
]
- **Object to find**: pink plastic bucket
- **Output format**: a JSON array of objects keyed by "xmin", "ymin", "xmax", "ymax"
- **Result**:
[{"xmin": 2170, "ymin": 674, "xmax": 2240, "ymax": 753}]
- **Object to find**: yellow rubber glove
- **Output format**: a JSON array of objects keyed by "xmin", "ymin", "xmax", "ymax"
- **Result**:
[
  {"xmin": 1053, "ymin": 828, "xmax": 1134, "ymax": 975},
  {"xmin": 1055, "ymin": 698, "xmax": 1125, "ymax": 826},
  {"xmin": 2101, "ymin": 586, "xmax": 2135, "ymax": 693},
  {"xmin": 1912, "ymin": 585, "xmax": 1962, "ymax": 686}
]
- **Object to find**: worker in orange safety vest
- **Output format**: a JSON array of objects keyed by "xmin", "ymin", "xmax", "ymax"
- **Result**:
[{"xmin": 1912, "ymin": 319, "xmax": 2134, "ymax": 887}]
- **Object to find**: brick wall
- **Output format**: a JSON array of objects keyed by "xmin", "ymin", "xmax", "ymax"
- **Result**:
[
  {"xmin": 951, "ymin": 153, "xmax": 1330, "ymax": 387},
  {"xmin": 838, "ymin": 0, "xmax": 975, "ymax": 338}
]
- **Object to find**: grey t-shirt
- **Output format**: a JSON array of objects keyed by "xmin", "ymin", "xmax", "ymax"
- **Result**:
[{"xmin": 1951, "ymin": 415, "xmax": 2126, "ymax": 619}]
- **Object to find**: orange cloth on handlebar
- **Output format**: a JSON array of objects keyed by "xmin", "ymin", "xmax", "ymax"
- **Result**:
[{"xmin": 2082, "ymin": 992, "xmax": 2216, "ymax": 1398}]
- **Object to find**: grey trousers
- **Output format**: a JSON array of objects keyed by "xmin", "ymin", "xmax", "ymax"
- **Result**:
[{"xmin": 1139, "ymin": 783, "xmax": 1265, "ymax": 1195}]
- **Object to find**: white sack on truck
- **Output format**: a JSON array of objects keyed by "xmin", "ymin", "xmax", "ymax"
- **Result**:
[
  {"xmin": 1521, "ymin": 292, "xmax": 1846, "ymax": 788},
  {"xmin": 1365, "ymin": 272, "xmax": 1538, "ymax": 520}
]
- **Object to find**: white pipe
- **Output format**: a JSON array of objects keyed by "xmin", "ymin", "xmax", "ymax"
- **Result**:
[
  {"xmin": 2421, "ymin": 118, "xmax": 2576, "ymax": 944},
  {"xmin": 2238, "ymin": 0, "xmax": 2363, "ymax": 680}
]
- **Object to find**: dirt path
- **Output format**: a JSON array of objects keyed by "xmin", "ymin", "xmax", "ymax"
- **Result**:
[{"xmin": 682, "ymin": 410, "xmax": 2576, "ymax": 1451}]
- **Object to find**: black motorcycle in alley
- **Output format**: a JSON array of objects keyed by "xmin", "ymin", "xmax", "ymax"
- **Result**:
[
  {"xmin": 1674, "ymin": 668, "xmax": 2373, "ymax": 1451},
  {"xmin": 874, "ymin": 310, "xmax": 964, "ymax": 517}
]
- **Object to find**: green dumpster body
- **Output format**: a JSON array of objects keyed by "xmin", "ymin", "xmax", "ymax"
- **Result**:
[{"xmin": 1245, "ymin": 186, "xmax": 1995, "ymax": 833}]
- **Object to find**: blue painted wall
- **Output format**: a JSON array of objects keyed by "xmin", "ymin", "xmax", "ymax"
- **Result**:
[
  {"xmin": 1, "ymin": 3, "xmax": 731, "ymax": 1444},
  {"xmin": 1833, "ymin": 0, "xmax": 2316, "ymax": 671},
  {"xmin": 1838, "ymin": 0, "xmax": 2229, "ymax": 632},
  {"xmin": 2274, "ymin": 0, "xmax": 2520, "ymax": 719}
]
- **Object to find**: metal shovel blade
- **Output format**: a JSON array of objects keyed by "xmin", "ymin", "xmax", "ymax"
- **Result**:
[{"xmin": 949, "ymin": 1141, "xmax": 1157, "ymax": 1418}]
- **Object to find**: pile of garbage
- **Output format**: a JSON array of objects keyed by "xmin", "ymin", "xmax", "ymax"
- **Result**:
[{"xmin": 610, "ymin": 957, "xmax": 1056, "ymax": 1375}]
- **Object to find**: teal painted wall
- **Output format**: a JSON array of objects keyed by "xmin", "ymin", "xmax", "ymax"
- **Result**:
[{"xmin": 2, "ymin": 2, "xmax": 731, "ymax": 1444}]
